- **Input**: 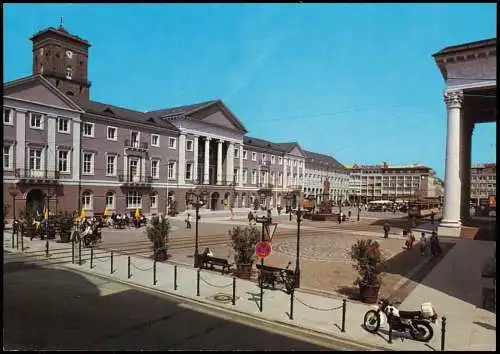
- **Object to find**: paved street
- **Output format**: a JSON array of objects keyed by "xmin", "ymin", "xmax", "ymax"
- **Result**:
[
  {"xmin": 93, "ymin": 211, "xmax": 450, "ymax": 303},
  {"xmin": 3, "ymin": 251, "xmax": 345, "ymax": 351}
]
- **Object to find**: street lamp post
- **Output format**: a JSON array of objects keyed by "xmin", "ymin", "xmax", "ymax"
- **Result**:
[
  {"xmin": 295, "ymin": 208, "xmax": 303, "ymax": 288},
  {"xmin": 188, "ymin": 186, "xmax": 208, "ymax": 268},
  {"xmin": 8, "ymin": 187, "xmax": 17, "ymax": 221},
  {"xmin": 338, "ymin": 199, "xmax": 342, "ymax": 224},
  {"xmin": 357, "ymin": 193, "xmax": 361, "ymax": 222}
]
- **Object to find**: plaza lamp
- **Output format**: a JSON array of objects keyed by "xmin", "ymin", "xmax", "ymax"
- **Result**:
[
  {"xmin": 8, "ymin": 186, "xmax": 18, "ymax": 221},
  {"xmin": 187, "ymin": 186, "xmax": 209, "ymax": 268},
  {"xmin": 295, "ymin": 208, "xmax": 303, "ymax": 288}
]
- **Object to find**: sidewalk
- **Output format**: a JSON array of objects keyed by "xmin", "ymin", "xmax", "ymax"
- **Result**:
[{"xmin": 3, "ymin": 231, "xmax": 496, "ymax": 351}]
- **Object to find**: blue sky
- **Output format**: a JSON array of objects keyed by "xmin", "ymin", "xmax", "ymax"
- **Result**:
[{"xmin": 3, "ymin": 4, "xmax": 496, "ymax": 178}]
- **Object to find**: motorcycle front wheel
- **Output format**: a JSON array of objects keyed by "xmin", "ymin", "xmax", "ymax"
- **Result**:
[
  {"xmin": 410, "ymin": 320, "xmax": 434, "ymax": 342},
  {"xmin": 363, "ymin": 310, "xmax": 381, "ymax": 333}
]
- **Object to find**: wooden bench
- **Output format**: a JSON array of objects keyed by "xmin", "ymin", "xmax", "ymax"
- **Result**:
[
  {"xmin": 200, "ymin": 255, "xmax": 233, "ymax": 274},
  {"xmin": 256, "ymin": 264, "xmax": 294, "ymax": 289}
]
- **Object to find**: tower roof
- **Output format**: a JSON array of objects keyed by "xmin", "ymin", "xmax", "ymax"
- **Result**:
[{"xmin": 30, "ymin": 26, "xmax": 90, "ymax": 47}]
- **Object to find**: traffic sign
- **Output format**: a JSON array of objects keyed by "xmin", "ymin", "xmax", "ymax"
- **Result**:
[{"xmin": 255, "ymin": 241, "xmax": 272, "ymax": 259}]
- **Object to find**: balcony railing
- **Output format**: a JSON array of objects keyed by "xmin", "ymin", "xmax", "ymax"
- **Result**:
[
  {"xmin": 124, "ymin": 140, "xmax": 148, "ymax": 151},
  {"xmin": 257, "ymin": 183, "xmax": 274, "ymax": 190},
  {"xmin": 288, "ymin": 185, "xmax": 302, "ymax": 191},
  {"xmin": 118, "ymin": 173, "xmax": 152, "ymax": 185},
  {"xmin": 15, "ymin": 168, "xmax": 60, "ymax": 183}
]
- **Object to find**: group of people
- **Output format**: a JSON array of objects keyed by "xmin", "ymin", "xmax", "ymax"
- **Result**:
[
  {"xmin": 107, "ymin": 212, "xmax": 147, "ymax": 228},
  {"xmin": 404, "ymin": 229, "xmax": 442, "ymax": 257}
]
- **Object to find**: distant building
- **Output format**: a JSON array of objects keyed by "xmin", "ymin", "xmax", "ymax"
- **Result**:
[
  {"xmin": 470, "ymin": 163, "xmax": 496, "ymax": 206},
  {"xmin": 346, "ymin": 162, "xmax": 444, "ymax": 203}
]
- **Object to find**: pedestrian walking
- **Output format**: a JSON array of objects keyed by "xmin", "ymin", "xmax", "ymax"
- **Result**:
[
  {"xmin": 430, "ymin": 212, "xmax": 435, "ymax": 225},
  {"xmin": 430, "ymin": 231, "xmax": 442, "ymax": 256},
  {"xmin": 404, "ymin": 230, "xmax": 415, "ymax": 250},
  {"xmin": 229, "ymin": 205, "xmax": 234, "ymax": 220},
  {"xmin": 185, "ymin": 213, "xmax": 192, "ymax": 229},
  {"xmin": 420, "ymin": 232, "xmax": 428, "ymax": 256},
  {"xmin": 267, "ymin": 208, "xmax": 272, "ymax": 222},
  {"xmin": 383, "ymin": 221, "xmax": 390, "ymax": 239},
  {"xmin": 348, "ymin": 209, "xmax": 352, "ymax": 220},
  {"xmin": 248, "ymin": 210, "xmax": 255, "ymax": 225}
]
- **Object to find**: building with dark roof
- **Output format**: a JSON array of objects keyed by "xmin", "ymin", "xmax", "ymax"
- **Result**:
[{"xmin": 3, "ymin": 25, "xmax": 350, "ymax": 217}]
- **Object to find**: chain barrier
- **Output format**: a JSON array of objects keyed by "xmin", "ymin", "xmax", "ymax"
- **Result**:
[
  {"xmin": 130, "ymin": 260, "xmax": 154, "ymax": 272},
  {"xmin": 293, "ymin": 293, "xmax": 344, "ymax": 312},
  {"xmin": 199, "ymin": 274, "xmax": 234, "ymax": 289},
  {"xmin": 94, "ymin": 254, "xmax": 111, "ymax": 262}
]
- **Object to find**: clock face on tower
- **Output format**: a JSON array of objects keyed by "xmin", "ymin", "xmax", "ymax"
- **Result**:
[{"xmin": 66, "ymin": 50, "xmax": 73, "ymax": 59}]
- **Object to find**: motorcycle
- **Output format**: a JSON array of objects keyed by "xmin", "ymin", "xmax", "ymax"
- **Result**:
[{"xmin": 363, "ymin": 298, "xmax": 438, "ymax": 342}]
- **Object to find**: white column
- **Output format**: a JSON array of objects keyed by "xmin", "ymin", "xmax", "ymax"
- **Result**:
[
  {"xmin": 439, "ymin": 90, "xmax": 463, "ymax": 235},
  {"xmin": 193, "ymin": 135, "xmax": 199, "ymax": 183},
  {"xmin": 141, "ymin": 158, "xmax": 146, "ymax": 180},
  {"xmin": 15, "ymin": 109, "xmax": 26, "ymax": 174},
  {"xmin": 283, "ymin": 157, "xmax": 288, "ymax": 188},
  {"xmin": 204, "ymin": 137, "xmax": 210, "ymax": 185},
  {"xmin": 178, "ymin": 133, "xmax": 186, "ymax": 185},
  {"xmin": 238, "ymin": 144, "xmax": 243, "ymax": 187},
  {"xmin": 46, "ymin": 114, "xmax": 56, "ymax": 177},
  {"xmin": 72, "ymin": 119, "xmax": 81, "ymax": 181},
  {"xmin": 226, "ymin": 142, "xmax": 235, "ymax": 184},
  {"xmin": 216, "ymin": 140, "xmax": 223, "ymax": 185},
  {"xmin": 123, "ymin": 155, "xmax": 128, "ymax": 179}
]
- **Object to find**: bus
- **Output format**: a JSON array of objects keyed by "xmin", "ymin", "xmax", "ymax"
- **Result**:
[{"xmin": 408, "ymin": 200, "xmax": 440, "ymax": 218}]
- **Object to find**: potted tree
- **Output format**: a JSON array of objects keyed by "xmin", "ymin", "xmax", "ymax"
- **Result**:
[
  {"xmin": 229, "ymin": 225, "xmax": 260, "ymax": 279},
  {"xmin": 145, "ymin": 215, "xmax": 170, "ymax": 261},
  {"xmin": 348, "ymin": 239, "xmax": 386, "ymax": 304}
]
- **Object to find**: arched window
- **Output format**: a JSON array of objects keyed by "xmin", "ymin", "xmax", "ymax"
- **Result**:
[
  {"xmin": 105, "ymin": 191, "xmax": 115, "ymax": 210},
  {"xmin": 126, "ymin": 191, "xmax": 142, "ymax": 209},
  {"xmin": 81, "ymin": 190, "xmax": 93, "ymax": 210}
]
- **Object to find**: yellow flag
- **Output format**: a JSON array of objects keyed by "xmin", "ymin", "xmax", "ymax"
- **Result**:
[
  {"xmin": 44, "ymin": 207, "xmax": 49, "ymax": 220},
  {"xmin": 135, "ymin": 207, "xmax": 141, "ymax": 220},
  {"xmin": 104, "ymin": 207, "xmax": 110, "ymax": 217}
]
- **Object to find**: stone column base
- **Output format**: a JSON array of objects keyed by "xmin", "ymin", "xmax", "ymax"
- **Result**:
[{"xmin": 438, "ymin": 222, "xmax": 461, "ymax": 237}]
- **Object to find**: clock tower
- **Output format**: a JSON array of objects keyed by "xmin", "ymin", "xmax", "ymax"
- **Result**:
[{"xmin": 30, "ymin": 24, "xmax": 91, "ymax": 102}]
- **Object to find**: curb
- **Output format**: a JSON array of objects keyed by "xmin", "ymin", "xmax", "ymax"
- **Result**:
[{"xmin": 69, "ymin": 265, "xmax": 392, "ymax": 351}]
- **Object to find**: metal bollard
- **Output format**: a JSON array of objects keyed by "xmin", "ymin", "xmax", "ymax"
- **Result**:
[
  {"xmin": 232, "ymin": 277, "xmax": 236, "ymax": 305},
  {"xmin": 289, "ymin": 289, "xmax": 294, "ymax": 320},
  {"xmin": 128, "ymin": 256, "xmax": 131, "ymax": 279},
  {"xmin": 196, "ymin": 268, "xmax": 200, "ymax": 296},
  {"xmin": 11, "ymin": 230, "xmax": 14, "ymax": 248},
  {"xmin": 153, "ymin": 259, "xmax": 157, "ymax": 285},
  {"xmin": 388, "ymin": 322, "xmax": 393, "ymax": 344},
  {"xmin": 71, "ymin": 238, "xmax": 75, "ymax": 264},
  {"xmin": 174, "ymin": 265, "xmax": 178, "ymax": 290},
  {"xmin": 110, "ymin": 251, "xmax": 114, "ymax": 274},
  {"xmin": 341, "ymin": 298, "xmax": 346, "ymax": 332},
  {"xmin": 78, "ymin": 239, "xmax": 82, "ymax": 266},
  {"xmin": 259, "ymin": 276, "xmax": 264, "ymax": 313},
  {"xmin": 45, "ymin": 239, "xmax": 49, "ymax": 258},
  {"xmin": 21, "ymin": 232, "xmax": 24, "ymax": 251},
  {"xmin": 441, "ymin": 316, "xmax": 446, "ymax": 351},
  {"xmin": 90, "ymin": 247, "xmax": 94, "ymax": 269},
  {"xmin": 16, "ymin": 232, "xmax": 19, "ymax": 250}
]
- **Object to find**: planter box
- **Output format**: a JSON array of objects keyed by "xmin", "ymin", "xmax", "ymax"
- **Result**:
[{"xmin": 359, "ymin": 284, "xmax": 380, "ymax": 304}]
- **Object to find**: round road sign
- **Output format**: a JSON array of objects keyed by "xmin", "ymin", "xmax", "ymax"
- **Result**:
[{"xmin": 255, "ymin": 241, "xmax": 272, "ymax": 259}]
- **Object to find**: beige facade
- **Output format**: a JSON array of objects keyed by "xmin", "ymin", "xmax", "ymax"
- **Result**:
[
  {"xmin": 347, "ymin": 163, "xmax": 444, "ymax": 203},
  {"xmin": 470, "ymin": 163, "xmax": 496, "ymax": 204}
]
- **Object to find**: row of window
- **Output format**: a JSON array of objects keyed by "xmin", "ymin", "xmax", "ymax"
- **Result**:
[
  {"xmin": 81, "ymin": 191, "xmax": 157, "ymax": 210},
  {"xmin": 472, "ymin": 175, "xmax": 496, "ymax": 181}
]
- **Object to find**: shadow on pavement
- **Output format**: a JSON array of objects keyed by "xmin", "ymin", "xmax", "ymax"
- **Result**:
[{"xmin": 3, "ymin": 257, "xmax": 330, "ymax": 351}]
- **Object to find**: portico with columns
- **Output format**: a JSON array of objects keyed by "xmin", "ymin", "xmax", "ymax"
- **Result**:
[{"xmin": 433, "ymin": 38, "xmax": 496, "ymax": 236}]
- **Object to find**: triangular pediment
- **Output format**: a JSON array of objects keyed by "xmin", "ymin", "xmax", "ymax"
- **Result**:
[
  {"xmin": 188, "ymin": 101, "xmax": 248, "ymax": 134},
  {"xmin": 3, "ymin": 75, "xmax": 83, "ymax": 112},
  {"xmin": 289, "ymin": 145, "xmax": 305, "ymax": 158}
]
